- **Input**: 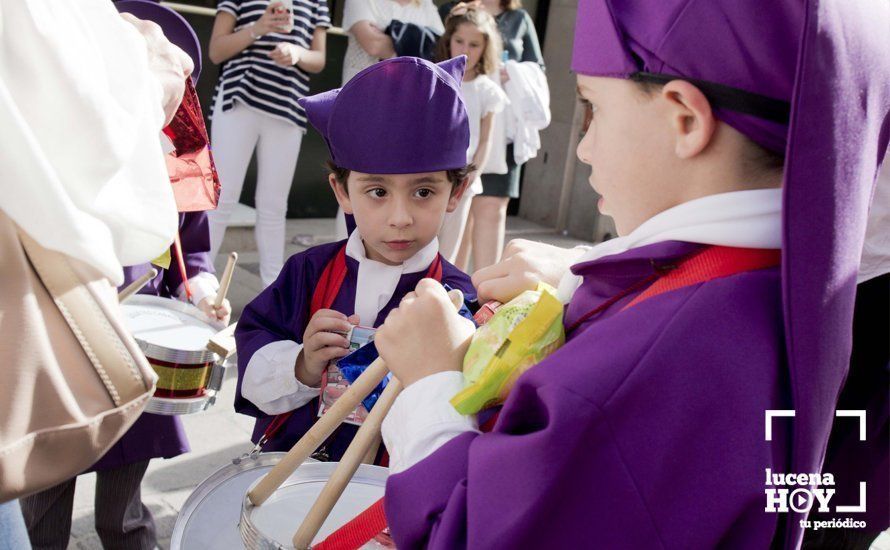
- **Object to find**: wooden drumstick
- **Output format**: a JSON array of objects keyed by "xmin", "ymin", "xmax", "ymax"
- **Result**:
[
  {"xmin": 292, "ymin": 379, "xmax": 402, "ymax": 549},
  {"xmin": 215, "ymin": 252, "xmax": 238, "ymax": 308},
  {"xmin": 291, "ymin": 289, "xmax": 466, "ymax": 549},
  {"xmin": 247, "ymin": 288, "xmax": 466, "ymax": 507},
  {"xmin": 207, "ymin": 322, "xmax": 238, "ymax": 359},
  {"xmin": 118, "ymin": 268, "xmax": 158, "ymax": 302},
  {"xmin": 361, "ymin": 434, "xmax": 382, "ymax": 465},
  {"xmin": 248, "ymin": 358, "xmax": 390, "ymax": 506}
]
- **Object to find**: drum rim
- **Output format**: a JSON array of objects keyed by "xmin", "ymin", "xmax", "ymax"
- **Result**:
[
  {"xmin": 170, "ymin": 452, "xmax": 292, "ymax": 550},
  {"xmin": 123, "ymin": 294, "xmax": 221, "ymax": 364},
  {"xmin": 240, "ymin": 462, "xmax": 389, "ymax": 549},
  {"xmin": 145, "ymin": 394, "xmax": 213, "ymax": 415}
]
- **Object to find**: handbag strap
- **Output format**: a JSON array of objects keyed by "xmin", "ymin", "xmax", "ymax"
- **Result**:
[{"xmin": 17, "ymin": 230, "xmax": 152, "ymax": 406}]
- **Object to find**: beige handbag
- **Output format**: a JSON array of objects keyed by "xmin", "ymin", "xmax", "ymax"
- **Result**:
[{"xmin": 0, "ymin": 210, "xmax": 157, "ymax": 502}]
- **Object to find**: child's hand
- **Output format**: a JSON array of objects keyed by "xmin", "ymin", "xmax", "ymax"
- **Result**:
[
  {"xmin": 296, "ymin": 310, "xmax": 359, "ymax": 386},
  {"xmin": 269, "ymin": 43, "xmax": 302, "ymax": 66},
  {"xmin": 255, "ymin": 2, "xmax": 290, "ymax": 35},
  {"xmin": 197, "ymin": 296, "xmax": 231, "ymax": 325},
  {"xmin": 471, "ymin": 239, "xmax": 587, "ymax": 303},
  {"xmin": 376, "ymin": 280, "xmax": 475, "ymax": 387}
]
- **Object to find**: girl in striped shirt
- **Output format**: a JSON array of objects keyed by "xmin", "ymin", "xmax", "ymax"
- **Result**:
[{"xmin": 208, "ymin": 0, "xmax": 330, "ymax": 286}]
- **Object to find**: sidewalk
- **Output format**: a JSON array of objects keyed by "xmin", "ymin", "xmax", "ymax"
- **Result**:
[{"xmin": 65, "ymin": 212, "xmax": 593, "ymax": 549}]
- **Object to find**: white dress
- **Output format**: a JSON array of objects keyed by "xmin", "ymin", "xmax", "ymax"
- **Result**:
[{"xmin": 437, "ymin": 75, "xmax": 509, "ymax": 262}]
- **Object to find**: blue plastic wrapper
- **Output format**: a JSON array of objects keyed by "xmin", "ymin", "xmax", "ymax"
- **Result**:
[
  {"xmin": 337, "ymin": 340, "xmax": 387, "ymax": 412},
  {"xmin": 336, "ymin": 284, "xmax": 477, "ymax": 412}
]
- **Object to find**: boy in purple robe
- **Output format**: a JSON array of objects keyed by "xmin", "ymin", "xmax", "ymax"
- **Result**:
[
  {"xmin": 20, "ymin": 211, "xmax": 230, "ymax": 549},
  {"xmin": 234, "ymin": 56, "xmax": 477, "ymax": 459},
  {"xmin": 373, "ymin": 0, "xmax": 890, "ymax": 548}
]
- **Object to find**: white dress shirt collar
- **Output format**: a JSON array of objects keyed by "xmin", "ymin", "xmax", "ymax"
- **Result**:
[{"xmin": 345, "ymin": 230, "xmax": 440, "ymax": 326}]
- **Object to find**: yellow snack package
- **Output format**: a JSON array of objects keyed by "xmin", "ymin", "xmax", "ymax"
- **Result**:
[{"xmin": 451, "ymin": 283, "xmax": 565, "ymax": 415}]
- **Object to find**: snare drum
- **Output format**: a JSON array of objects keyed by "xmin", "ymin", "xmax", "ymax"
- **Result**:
[
  {"xmin": 171, "ymin": 452, "xmax": 290, "ymax": 549},
  {"xmin": 121, "ymin": 294, "xmax": 229, "ymax": 415},
  {"xmin": 240, "ymin": 462, "xmax": 388, "ymax": 549}
]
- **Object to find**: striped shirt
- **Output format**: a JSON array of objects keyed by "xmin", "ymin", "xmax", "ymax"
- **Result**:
[{"xmin": 214, "ymin": 0, "xmax": 331, "ymax": 129}]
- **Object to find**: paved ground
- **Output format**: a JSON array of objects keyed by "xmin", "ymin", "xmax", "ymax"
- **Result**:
[{"xmin": 65, "ymin": 213, "xmax": 593, "ymax": 549}]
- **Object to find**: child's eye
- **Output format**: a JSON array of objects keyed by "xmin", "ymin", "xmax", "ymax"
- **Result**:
[
  {"xmin": 415, "ymin": 188, "xmax": 434, "ymax": 199},
  {"xmin": 367, "ymin": 188, "xmax": 387, "ymax": 198}
]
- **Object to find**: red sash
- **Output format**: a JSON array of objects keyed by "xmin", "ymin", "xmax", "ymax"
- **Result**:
[
  {"xmin": 316, "ymin": 245, "xmax": 780, "ymax": 550},
  {"xmin": 310, "ymin": 244, "xmax": 443, "ymax": 318}
]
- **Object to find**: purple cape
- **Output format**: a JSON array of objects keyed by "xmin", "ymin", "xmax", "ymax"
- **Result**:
[
  {"xmin": 234, "ymin": 240, "xmax": 476, "ymax": 456},
  {"xmin": 386, "ymin": 241, "xmax": 790, "ymax": 548},
  {"xmin": 91, "ymin": 211, "xmax": 214, "ymax": 472}
]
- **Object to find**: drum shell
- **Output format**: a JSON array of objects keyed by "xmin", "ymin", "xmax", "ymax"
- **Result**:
[{"xmin": 122, "ymin": 295, "xmax": 222, "ymax": 399}]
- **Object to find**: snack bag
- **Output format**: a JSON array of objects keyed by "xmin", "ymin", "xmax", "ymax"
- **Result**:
[{"xmin": 451, "ymin": 283, "xmax": 565, "ymax": 414}]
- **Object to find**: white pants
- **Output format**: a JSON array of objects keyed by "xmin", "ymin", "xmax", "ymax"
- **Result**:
[{"xmin": 209, "ymin": 101, "xmax": 304, "ymax": 286}]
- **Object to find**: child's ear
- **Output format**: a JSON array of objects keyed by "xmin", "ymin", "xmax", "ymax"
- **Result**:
[
  {"xmin": 328, "ymin": 174, "xmax": 354, "ymax": 215},
  {"xmin": 446, "ymin": 178, "xmax": 469, "ymax": 213},
  {"xmin": 661, "ymin": 80, "xmax": 717, "ymax": 159}
]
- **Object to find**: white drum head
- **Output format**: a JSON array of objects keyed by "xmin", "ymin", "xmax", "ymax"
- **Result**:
[
  {"xmin": 122, "ymin": 295, "xmax": 218, "ymax": 352},
  {"xmin": 242, "ymin": 462, "xmax": 388, "ymax": 548},
  {"xmin": 172, "ymin": 453, "xmax": 291, "ymax": 550}
]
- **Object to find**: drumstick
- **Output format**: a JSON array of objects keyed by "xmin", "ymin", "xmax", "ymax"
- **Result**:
[
  {"xmin": 215, "ymin": 252, "xmax": 238, "ymax": 308},
  {"xmin": 291, "ymin": 289, "xmax": 465, "ymax": 548},
  {"xmin": 173, "ymin": 231, "xmax": 193, "ymax": 301},
  {"xmin": 292, "ymin": 379, "xmax": 402, "ymax": 549},
  {"xmin": 361, "ymin": 434, "xmax": 382, "ymax": 465},
  {"xmin": 207, "ymin": 322, "xmax": 238, "ymax": 359},
  {"xmin": 247, "ymin": 288, "xmax": 466, "ymax": 507},
  {"xmin": 248, "ymin": 358, "xmax": 390, "ymax": 506},
  {"xmin": 118, "ymin": 268, "xmax": 158, "ymax": 302}
]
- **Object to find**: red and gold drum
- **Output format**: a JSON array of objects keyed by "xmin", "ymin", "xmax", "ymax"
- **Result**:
[{"xmin": 122, "ymin": 295, "xmax": 227, "ymax": 415}]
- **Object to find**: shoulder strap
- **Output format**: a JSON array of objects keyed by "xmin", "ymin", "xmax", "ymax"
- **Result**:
[
  {"xmin": 622, "ymin": 246, "xmax": 781, "ymax": 310},
  {"xmin": 310, "ymin": 244, "xmax": 349, "ymax": 316}
]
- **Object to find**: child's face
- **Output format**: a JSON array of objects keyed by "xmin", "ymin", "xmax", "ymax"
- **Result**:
[
  {"xmin": 450, "ymin": 23, "xmax": 486, "ymax": 76},
  {"xmin": 330, "ymin": 172, "xmax": 465, "ymax": 265},
  {"xmin": 575, "ymin": 75, "xmax": 683, "ymax": 236}
]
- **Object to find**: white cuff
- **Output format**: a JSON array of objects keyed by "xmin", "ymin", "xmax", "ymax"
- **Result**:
[
  {"xmin": 178, "ymin": 272, "xmax": 220, "ymax": 306},
  {"xmin": 556, "ymin": 245, "xmax": 594, "ymax": 304},
  {"xmin": 382, "ymin": 371, "xmax": 478, "ymax": 474},
  {"xmin": 241, "ymin": 341, "xmax": 320, "ymax": 415}
]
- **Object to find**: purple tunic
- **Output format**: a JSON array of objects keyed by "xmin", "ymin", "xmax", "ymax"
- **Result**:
[
  {"xmin": 91, "ymin": 211, "xmax": 215, "ymax": 472},
  {"xmin": 234, "ymin": 239, "xmax": 476, "ymax": 458},
  {"xmin": 385, "ymin": 241, "xmax": 791, "ymax": 549}
]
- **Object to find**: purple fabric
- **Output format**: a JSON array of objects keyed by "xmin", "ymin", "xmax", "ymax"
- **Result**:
[
  {"xmin": 298, "ymin": 57, "xmax": 470, "ymax": 173},
  {"xmin": 780, "ymin": 2, "xmax": 890, "ymax": 544},
  {"xmin": 234, "ymin": 240, "xmax": 476, "ymax": 456},
  {"xmin": 91, "ymin": 212, "xmax": 215, "ymax": 471},
  {"xmin": 567, "ymin": 1, "xmax": 890, "ymax": 546},
  {"xmin": 115, "ymin": 0, "xmax": 202, "ymax": 82},
  {"xmin": 386, "ymin": 240, "xmax": 791, "ymax": 548},
  {"xmin": 571, "ymin": 0, "xmax": 803, "ymax": 152}
]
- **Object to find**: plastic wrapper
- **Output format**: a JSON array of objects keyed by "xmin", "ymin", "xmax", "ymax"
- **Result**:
[{"xmin": 451, "ymin": 283, "xmax": 565, "ymax": 415}]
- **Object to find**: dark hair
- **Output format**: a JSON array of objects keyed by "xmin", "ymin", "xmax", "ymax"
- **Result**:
[
  {"xmin": 628, "ymin": 75, "xmax": 785, "ymax": 173},
  {"xmin": 326, "ymin": 161, "xmax": 476, "ymax": 194}
]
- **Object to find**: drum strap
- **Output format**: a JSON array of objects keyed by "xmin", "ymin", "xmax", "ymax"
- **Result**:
[
  {"xmin": 258, "ymin": 245, "xmax": 444, "ymax": 451},
  {"xmin": 312, "ymin": 498, "xmax": 388, "ymax": 550}
]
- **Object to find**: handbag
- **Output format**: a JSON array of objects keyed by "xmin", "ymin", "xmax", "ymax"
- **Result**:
[{"xmin": 0, "ymin": 210, "xmax": 157, "ymax": 502}]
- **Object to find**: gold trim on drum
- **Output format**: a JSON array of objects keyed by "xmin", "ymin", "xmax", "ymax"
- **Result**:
[{"xmin": 150, "ymin": 361, "xmax": 212, "ymax": 394}]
